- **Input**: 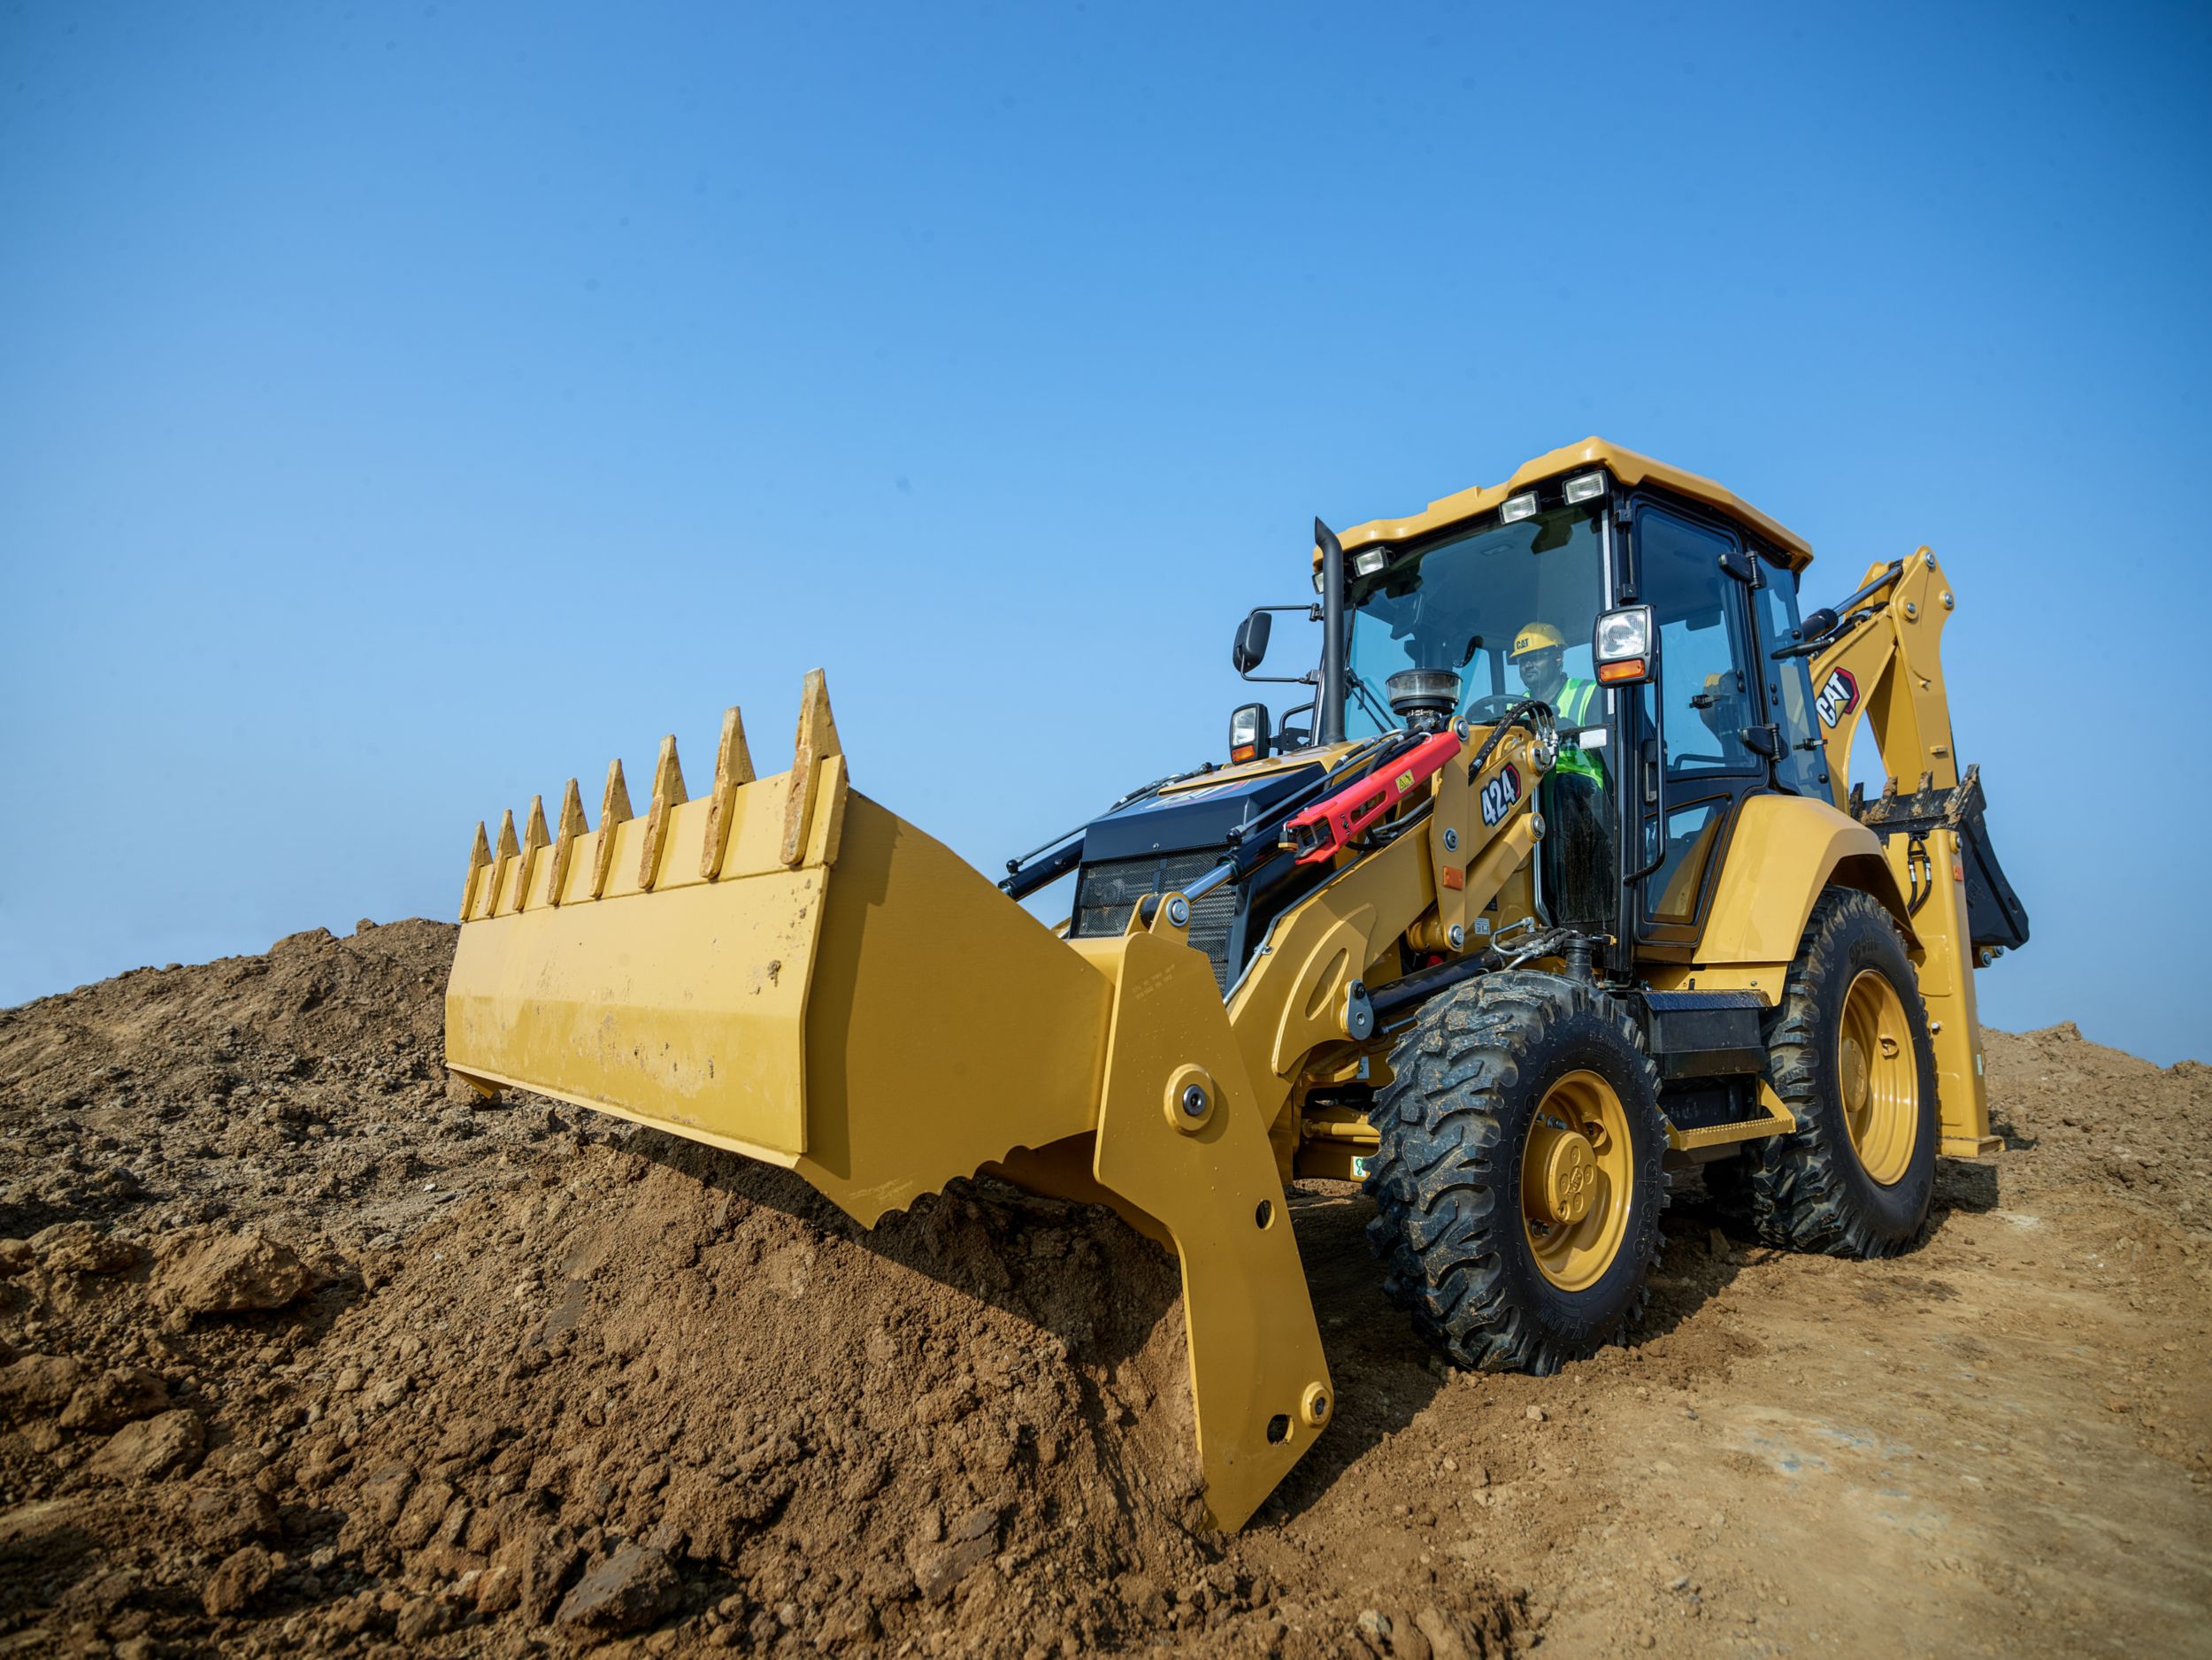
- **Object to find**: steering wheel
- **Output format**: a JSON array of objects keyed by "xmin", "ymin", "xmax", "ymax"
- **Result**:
[{"xmin": 1463, "ymin": 692, "xmax": 1526, "ymax": 722}]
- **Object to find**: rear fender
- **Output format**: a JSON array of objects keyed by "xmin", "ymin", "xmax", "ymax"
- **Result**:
[{"xmin": 1694, "ymin": 794, "xmax": 1916, "ymax": 967}]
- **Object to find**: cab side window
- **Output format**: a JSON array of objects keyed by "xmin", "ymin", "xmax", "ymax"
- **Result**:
[
  {"xmin": 1637, "ymin": 508, "xmax": 1758, "ymax": 777},
  {"xmin": 1755, "ymin": 571, "xmax": 1833, "ymax": 801}
]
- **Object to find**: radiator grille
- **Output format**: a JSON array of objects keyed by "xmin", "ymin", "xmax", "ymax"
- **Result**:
[{"xmin": 1071, "ymin": 851, "xmax": 1238, "ymax": 993}]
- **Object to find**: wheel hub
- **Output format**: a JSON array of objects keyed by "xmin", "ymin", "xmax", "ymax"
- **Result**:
[
  {"xmin": 1518, "ymin": 1070, "xmax": 1635, "ymax": 1294},
  {"xmin": 1838, "ymin": 968, "xmax": 1919, "ymax": 1187},
  {"xmin": 1528, "ymin": 1126, "xmax": 1599, "ymax": 1225},
  {"xmin": 1840, "ymin": 1036, "xmax": 1870, "ymax": 1117}
]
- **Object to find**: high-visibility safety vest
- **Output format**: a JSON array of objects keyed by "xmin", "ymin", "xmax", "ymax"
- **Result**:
[{"xmin": 1551, "ymin": 677, "xmax": 1607, "ymax": 787}]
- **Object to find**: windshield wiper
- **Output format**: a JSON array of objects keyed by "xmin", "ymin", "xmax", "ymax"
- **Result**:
[{"xmin": 1346, "ymin": 669, "xmax": 1396, "ymax": 734}]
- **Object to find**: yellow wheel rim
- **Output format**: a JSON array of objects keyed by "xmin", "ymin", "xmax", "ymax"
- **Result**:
[
  {"xmin": 1519, "ymin": 1070, "xmax": 1633, "ymax": 1293},
  {"xmin": 1839, "ymin": 968, "xmax": 1917, "ymax": 1186}
]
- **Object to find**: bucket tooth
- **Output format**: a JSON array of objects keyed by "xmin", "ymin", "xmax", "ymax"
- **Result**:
[
  {"xmin": 487, "ymin": 808, "xmax": 520, "ymax": 916},
  {"xmin": 638, "ymin": 735, "xmax": 688, "ymax": 891},
  {"xmin": 460, "ymin": 821, "xmax": 492, "ymax": 920},
  {"xmin": 782, "ymin": 669, "xmax": 844, "ymax": 867},
  {"xmin": 591, "ymin": 759, "xmax": 633, "ymax": 899},
  {"xmin": 700, "ymin": 704, "xmax": 757, "ymax": 880},
  {"xmin": 511, "ymin": 795, "xmax": 550, "ymax": 912},
  {"xmin": 546, "ymin": 778, "xmax": 588, "ymax": 906}
]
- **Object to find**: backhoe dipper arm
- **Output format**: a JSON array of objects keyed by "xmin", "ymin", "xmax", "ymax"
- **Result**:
[{"xmin": 1801, "ymin": 549, "xmax": 2002, "ymax": 1157}]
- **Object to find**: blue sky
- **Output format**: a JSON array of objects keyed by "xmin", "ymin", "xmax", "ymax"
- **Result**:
[{"xmin": 3, "ymin": 1, "xmax": 2207, "ymax": 1064}]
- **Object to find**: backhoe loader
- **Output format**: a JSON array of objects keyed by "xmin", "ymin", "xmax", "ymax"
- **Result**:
[{"xmin": 444, "ymin": 438, "xmax": 2029, "ymax": 1529}]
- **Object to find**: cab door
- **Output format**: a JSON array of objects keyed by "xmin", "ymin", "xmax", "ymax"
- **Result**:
[{"xmin": 1625, "ymin": 500, "xmax": 1770, "ymax": 950}]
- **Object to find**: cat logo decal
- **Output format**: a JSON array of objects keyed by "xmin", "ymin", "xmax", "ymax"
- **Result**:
[{"xmin": 1815, "ymin": 666, "xmax": 1860, "ymax": 729}]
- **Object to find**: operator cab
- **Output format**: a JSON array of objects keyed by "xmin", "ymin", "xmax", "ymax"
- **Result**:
[{"xmin": 1243, "ymin": 438, "xmax": 1835, "ymax": 976}]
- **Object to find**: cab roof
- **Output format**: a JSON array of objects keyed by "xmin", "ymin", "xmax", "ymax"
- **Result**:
[{"xmin": 1327, "ymin": 437, "xmax": 1815, "ymax": 573}]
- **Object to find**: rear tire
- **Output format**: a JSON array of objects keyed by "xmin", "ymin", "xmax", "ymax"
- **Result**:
[
  {"xmin": 1710, "ymin": 887, "xmax": 1938, "ymax": 1257},
  {"xmin": 1364, "ymin": 972, "xmax": 1666, "ymax": 1373}
]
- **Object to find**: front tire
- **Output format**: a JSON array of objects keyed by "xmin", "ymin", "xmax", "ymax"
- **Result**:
[
  {"xmin": 1364, "ymin": 972, "xmax": 1666, "ymax": 1373},
  {"xmin": 1711, "ymin": 887, "xmax": 1938, "ymax": 1257}
]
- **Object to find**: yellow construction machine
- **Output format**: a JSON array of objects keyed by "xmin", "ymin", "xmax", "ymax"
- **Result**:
[{"xmin": 444, "ymin": 438, "xmax": 2029, "ymax": 1529}]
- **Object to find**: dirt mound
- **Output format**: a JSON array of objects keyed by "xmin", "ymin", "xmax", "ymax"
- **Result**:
[
  {"xmin": 1983, "ymin": 1022, "xmax": 2212, "ymax": 1222},
  {"xmin": 1, "ymin": 925, "xmax": 2203, "ymax": 1656},
  {"xmin": 0, "ymin": 923, "xmax": 1515, "ymax": 1655},
  {"xmin": 0, "ymin": 919, "xmax": 470, "ymax": 1249}
]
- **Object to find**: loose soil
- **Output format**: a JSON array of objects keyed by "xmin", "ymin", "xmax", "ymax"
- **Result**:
[{"xmin": 0, "ymin": 921, "xmax": 2204, "ymax": 1657}]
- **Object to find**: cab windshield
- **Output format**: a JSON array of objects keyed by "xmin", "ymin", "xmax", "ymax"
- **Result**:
[{"xmin": 1342, "ymin": 501, "xmax": 1608, "ymax": 740}]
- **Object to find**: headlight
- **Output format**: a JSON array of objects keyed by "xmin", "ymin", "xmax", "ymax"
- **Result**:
[
  {"xmin": 1593, "ymin": 605, "xmax": 1654, "ymax": 684},
  {"xmin": 1228, "ymin": 702, "xmax": 1271, "ymax": 765}
]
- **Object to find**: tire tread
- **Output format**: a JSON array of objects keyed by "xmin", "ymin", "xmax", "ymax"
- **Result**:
[
  {"xmin": 1364, "ymin": 972, "xmax": 1665, "ymax": 1374},
  {"xmin": 1709, "ymin": 888, "xmax": 1938, "ymax": 1257}
]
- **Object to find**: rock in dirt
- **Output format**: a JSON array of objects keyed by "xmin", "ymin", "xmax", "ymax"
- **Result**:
[
  {"xmin": 157, "ymin": 1228, "xmax": 312, "ymax": 1315},
  {"xmin": 33, "ymin": 1221, "xmax": 144, "ymax": 1275},
  {"xmin": 391, "ymin": 1476, "xmax": 457, "ymax": 1549},
  {"xmin": 359, "ymin": 1461, "xmax": 415, "ymax": 1525},
  {"xmin": 202, "ymin": 1541, "xmax": 275, "ymax": 1617},
  {"xmin": 555, "ymin": 1541, "xmax": 681, "ymax": 1633},
  {"xmin": 0, "ymin": 1353, "xmax": 88, "ymax": 1418},
  {"xmin": 1416, "ymin": 1604, "xmax": 1478, "ymax": 1660},
  {"xmin": 518, "ymin": 1537, "xmax": 586, "ymax": 1625},
  {"xmin": 187, "ymin": 1483, "xmax": 280, "ymax": 1552},
  {"xmin": 396, "ymin": 1596, "xmax": 459, "ymax": 1642},
  {"xmin": 58, "ymin": 1364, "xmax": 167, "ymax": 1431},
  {"xmin": 910, "ymin": 1505, "xmax": 1002, "ymax": 1603},
  {"xmin": 472, "ymin": 1564, "xmax": 521, "ymax": 1614},
  {"xmin": 86, "ymin": 1407, "xmax": 204, "ymax": 1482}
]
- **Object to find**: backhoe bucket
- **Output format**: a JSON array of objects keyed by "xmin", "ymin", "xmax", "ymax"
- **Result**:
[{"xmin": 444, "ymin": 673, "xmax": 1332, "ymax": 1528}]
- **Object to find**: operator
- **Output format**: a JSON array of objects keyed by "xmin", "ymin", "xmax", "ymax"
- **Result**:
[
  {"xmin": 1509, "ymin": 622, "xmax": 1606, "ymax": 786},
  {"xmin": 1509, "ymin": 622, "xmax": 1610, "ymax": 924}
]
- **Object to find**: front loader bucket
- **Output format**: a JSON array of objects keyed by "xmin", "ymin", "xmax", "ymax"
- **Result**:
[{"xmin": 444, "ymin": 673, "xmax": 1332, "ymax": 1528}]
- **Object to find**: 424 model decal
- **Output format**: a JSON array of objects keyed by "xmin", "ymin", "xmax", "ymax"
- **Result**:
[
  {"xmin": 1815, "ymin": 665, "xmax": 1860, "ymax": 729},
  {"xmin": 1479, "ymin": 763, "xmax": 1522, "ymax": 827}
]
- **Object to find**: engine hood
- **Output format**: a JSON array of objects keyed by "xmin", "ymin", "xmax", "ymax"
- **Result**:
[{"xmin": 1081, "ymin": 763, "xmax": 1326, "ymax": 864}]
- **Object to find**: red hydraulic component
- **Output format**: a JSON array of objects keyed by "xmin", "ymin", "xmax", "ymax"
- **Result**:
[{"xmin": 1284, "ymin": 728, "xmax": 1463, "ymax": 865}]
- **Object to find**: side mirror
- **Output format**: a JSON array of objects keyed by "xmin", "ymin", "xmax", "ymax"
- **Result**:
[
  {"xmin": 1229, "ymin": 703, "xmax": 1272, "ymax": 765},
  {"xmin": 1232, "ymin": 611, "xmax": 1273, "ymax": 674}
]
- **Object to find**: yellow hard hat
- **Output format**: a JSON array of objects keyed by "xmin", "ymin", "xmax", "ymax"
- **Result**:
[{"xmin": 1510, "ymin": 622, "xmax": 1566, "ymax": 660}]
